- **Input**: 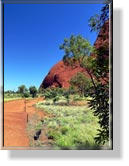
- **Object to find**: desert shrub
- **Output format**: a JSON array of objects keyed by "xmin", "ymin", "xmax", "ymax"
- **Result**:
[
  {"xmin": 63, "ymin": 90, "xmax": 70, "ymax": 105},
  {"xmin": 42, "ymin": 88, "xmax": 61, "ymax": 104},
  {"xmin": 36, "ymin": 100, "xmax": 101, "ymax": 149},
  {"xmin": 73, "ymin": 95, "xmax": 83, "ymax": 101},
  {"xmin": 23, "ymin": 92, "xmax": 30, "ymax": 98}
]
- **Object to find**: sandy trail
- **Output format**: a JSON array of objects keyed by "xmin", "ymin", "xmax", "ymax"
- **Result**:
[{"xmin": 4, "ymin": 98, "xmax": 44, "ymax": 147}]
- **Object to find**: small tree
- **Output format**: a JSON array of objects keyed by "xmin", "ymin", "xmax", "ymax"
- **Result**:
[
  {"xmin": 70, "ymin": 72, "xmax": 92, "ymax": 97},
  {"xmin": 29, "ymin": 86, "xmax": 37, "ymax": 98},
  {"xmin": 60, "ymin": 35, "xmax": 96, "ymax": 88},
  {"xmin": 18, "ymin": 85, "xmax": 27, "ymax": 94},
  {"xmin": 60, "ymin": 35, "xmax": 94, "ymax": 66},
  {"xmin": 60, "ymin": 32, "xmax": 110, "ymax": 145}
]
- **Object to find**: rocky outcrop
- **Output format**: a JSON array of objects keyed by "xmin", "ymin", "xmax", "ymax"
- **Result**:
[
  {"xmin": 94, "ymin": 20, "xmax": 109, "ymax": 57},
  {"xmin": 40, "ymin": 20, "xmax": 109, "ymax": 89},
  {"xmin": 40, "ymin": 61, "xmax": 90, "ymax": 89}
]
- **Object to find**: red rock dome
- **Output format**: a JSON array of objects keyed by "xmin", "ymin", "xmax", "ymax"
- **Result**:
[
  {"xmin": 40, "ymin": 61, "xmax": 90, "ymax": 89},
  {"xmin": 40, "ymin": 20, "xmax": 109, "ymax": 89}
]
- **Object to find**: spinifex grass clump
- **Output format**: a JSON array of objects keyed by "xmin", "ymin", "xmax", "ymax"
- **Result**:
[{"xmin": 36, "ymin": 99, "xmax": 100, "ymax": 149}]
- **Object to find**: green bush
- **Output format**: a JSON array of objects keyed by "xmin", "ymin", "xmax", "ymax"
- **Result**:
[{"xmin": 23, "ymin": 92, "xmax": 30, "ymax": 98}]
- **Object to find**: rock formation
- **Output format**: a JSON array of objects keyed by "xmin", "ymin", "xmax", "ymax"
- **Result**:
[
  {"xmin": 94, "ymin": 20, "xmax": 109, "ymax": 51},
  {"xmin": 40, "ymin": 20, "xmax": 109, "ymax": 89},
  {"xmin": 40, "ymin": 61, "xmax": 91, "ymax": 89}
]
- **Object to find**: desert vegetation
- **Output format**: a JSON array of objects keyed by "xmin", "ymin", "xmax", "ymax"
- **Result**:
[
  {"xmin": 59, "ymin": 3, "xmax": 110, "ymax": 145},
  {"xmin": 28, "ymin": 3, "xmax": 111, "ymax": 149},
  {"xmin": 4, "ymin": 85, "xmax": 39, "ymax": 101},
  {"xmin": 4, "ymin": 2, "xmax": 111, "ymax": 149},
  {"xmin": 36, "ymin": 98, "xmax": 100, "ymax": 149},
  {"xmin": 27, "ymin": 71, "xmax": 109, "ymax": 149},
  {"xmin": 4, "ymin": 91, "xmax": 22, "ymax": 102}
]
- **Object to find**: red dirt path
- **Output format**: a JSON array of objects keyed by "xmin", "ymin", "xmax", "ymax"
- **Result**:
[{"xmin": 4, "ymin": 98, "xmax": 44, "ymax": 147}]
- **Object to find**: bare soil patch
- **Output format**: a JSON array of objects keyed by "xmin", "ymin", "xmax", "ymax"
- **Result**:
[{"xmin": 4, "ymin": 97, "xmax": 44, "ymax": 147}]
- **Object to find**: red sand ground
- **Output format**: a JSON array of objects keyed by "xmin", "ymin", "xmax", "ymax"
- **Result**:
[{"xmin": 4, "ymin": 98, "xmax": 44, "ymax": 147}]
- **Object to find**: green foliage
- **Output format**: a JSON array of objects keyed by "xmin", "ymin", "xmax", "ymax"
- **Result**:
[
  {"xmin": 4, "ymin": 90, "xmax": 15, "ymax": 94},
  {"xmin": 89, "ymin": 84, "xmax": 109, "ymax": 144},
  {"xmin": 18, "ymin": 85, "xmax": 27, "ymax": 94},
  {"xmin": 87, "ymin": 4, "xmax": 110, "ymax": 144},
  {"xmin": 4, "ymin": 91, "xmax": 22, "ymax": 101},
  {"xmin": 29, "ymin": 86, "xmax": 37, "ymax": 98},
  {"xmin": 88, "ymin": 14, "xmax": 101, "ymax": 32},
  {"xmin": 63, "ymin": 90, "xmax": 70, "ymax": 104},
  {"xmin": 69, "ymin": 85, "xmax": 77, "ymax": 95},
  {"xmin": 89, "ymin": 2, "xmax": 110, "ymax": 32},
  {"xmin": 36, "ymin": 100, "xmax": 100, "ymax": 149},
  {"xmin": 60, "ymin": 23, "xmax": 110, "ymax": 144},
  {"xmin": 42, "ymin": 88, "xmax": 62, "ymax": 104},
  {"xmin": 73, "ymin": 95, "xmax": 84, "ymax": 101},
  {"xmin": 43, "ymin": 87, "xmax": 80, "ymax": 105},
  {"xmin": 94, "ymin": 46, "xmax": 109, "ymax": 82},
  {"xmin": 70, "ymin": 72, "xmax": 92, "ymax": 96},
  {"xmin": 23, "ymin": 91, "xmax": 30, "ymax": 98},
  {"xmin": 60, "ymin": 34, "xmax": 96, "ymax": 88},
  {"xmin": 53, "ymin": 96, "xmax": 60, "ymax": 104},
  {"xmin": 42, "ymin": 88, "xmax": 52, "ymax": 99},
  {"xmin": 60, "ymin": 35, "xmax": 94, "ymax": 66}
]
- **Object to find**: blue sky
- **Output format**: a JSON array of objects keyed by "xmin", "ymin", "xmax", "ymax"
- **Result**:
[{"xmin": 4, "ymin": 4, "xmax": 103, "ymax": 91}]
